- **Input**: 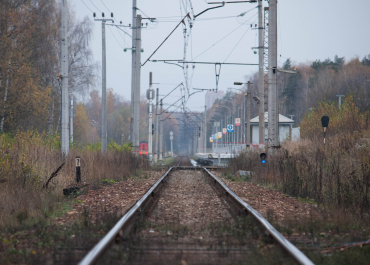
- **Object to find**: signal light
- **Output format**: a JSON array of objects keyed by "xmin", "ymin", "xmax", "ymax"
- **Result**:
[
  {"xmin": 139, "ymin": 151, "xmax": 143, "ymax": 155},
  {"xmin": 145, "ymin": 151, "xmax": 148, "ymax": 155},
  {"xmin": 260, "ymin": 153, "xmax": 266, "ymax": 164}
]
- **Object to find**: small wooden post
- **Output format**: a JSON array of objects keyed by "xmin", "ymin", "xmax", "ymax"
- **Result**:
[{"xmin": 75, "ymin": 157, "xmax": 81, "ymax": 182}]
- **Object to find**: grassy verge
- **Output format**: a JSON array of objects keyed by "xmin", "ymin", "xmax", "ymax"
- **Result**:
[
  {"xmin": 224, "ymin": 133, "xmax": 370, "ymax": 262},
  {"xmin": 0, "ymin": 131, "xmax": 148, "ymax": 263}
]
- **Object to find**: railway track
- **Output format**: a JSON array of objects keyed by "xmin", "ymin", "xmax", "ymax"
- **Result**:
[{"xmin": 79, "ymin": 157, "xmax": 313, "ymax": 265}]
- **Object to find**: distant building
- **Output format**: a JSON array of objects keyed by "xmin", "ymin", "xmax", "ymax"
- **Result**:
[
  {"xmin": 249, "ymin": 112, "xmax": 295, "ymax": 145},
  {"xmin": 205, "ymin": 90, "xmax": 225, "ymax": 110}
]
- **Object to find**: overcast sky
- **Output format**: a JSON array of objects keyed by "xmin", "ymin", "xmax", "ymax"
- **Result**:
[{"xmin": 72, "ymin": 0, "xmax": 370, "ymax": 111}]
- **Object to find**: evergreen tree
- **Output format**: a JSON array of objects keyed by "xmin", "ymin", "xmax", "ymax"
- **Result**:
[
  {"xmin": 362, "ymin": 54, "xmax": 370, "ymax": 66},
  {"xmin": 283, "ymin": 58, "xmax": 292, "ymax": 70},
  {"xmin": 282, "ymin": 71, "xmax": 302, "ymax": 115}
]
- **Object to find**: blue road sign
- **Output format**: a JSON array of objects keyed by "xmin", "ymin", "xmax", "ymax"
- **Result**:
[
  {"xmin": 227, "ymin": 125, "xmax": 233, "ymax": 132},
  {"xmin": 212, "ymin": 134, "xmax": 216, "ymax": 140}
]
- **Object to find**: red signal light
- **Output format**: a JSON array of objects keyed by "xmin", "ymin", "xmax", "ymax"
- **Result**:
[
  {"xmin": 145, "ymin": 151, "xmax": 148, "ymax": 155},
  {"xmin": 139, "ymin": 151, "xmax": 143, "ymax": 155}
]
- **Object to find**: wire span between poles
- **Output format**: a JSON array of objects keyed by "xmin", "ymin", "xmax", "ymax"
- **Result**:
[
  {"xmin": 142, "ymin": 13, "xmax": 191, "ymax": 66},
  {"xmin": 157, "ymin": 83, "xmax": 184, "ymax": 105}
]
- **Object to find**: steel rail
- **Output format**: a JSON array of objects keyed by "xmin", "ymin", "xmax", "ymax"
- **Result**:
[
  {"xmin": 79, "ymin": 160, "xmax": 313, "ymax": 265},
  {"xmin": 78, "ymin": 166, "xmax": 173, "ymax": 265},
  {"xmin": 79, "ymin": 156, "xmax": 183, "ymax": 265},
  {"xmin": 203, "ymin": 168, "xmax": 314, "ymax": 265}
]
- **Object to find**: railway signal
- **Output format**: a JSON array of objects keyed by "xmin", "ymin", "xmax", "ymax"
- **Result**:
[
  {"xmin": 260, "ymin": 153, "xmax": 266, "ymax": 164},
  {"xmin": 321, "ymin": 116, "xmax": 329, "ymax": 145}
]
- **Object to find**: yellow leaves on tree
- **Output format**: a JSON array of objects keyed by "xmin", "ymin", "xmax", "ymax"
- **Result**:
[
  {"xmin": 74, "ymin": 103, "xmax": 97, "ymax": 144},
  {"xmin": 300, "ymin": 95, "xmax": 367, "ymax": 139}
]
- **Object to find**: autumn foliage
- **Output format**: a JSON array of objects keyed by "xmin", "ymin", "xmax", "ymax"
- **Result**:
[{"xmin": 300, "ymin": 95, "xmax": 369, "ymax": 140}]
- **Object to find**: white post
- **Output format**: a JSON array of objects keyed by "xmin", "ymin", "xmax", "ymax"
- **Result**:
[
  {"xmin": 204, "ymin": 106, "xmax": 207, "ymax": 153},
  {"xmin": 154, "ymin": 88, "xmax": 159, "ymax": 163},
  {"xmin": 61, "ymin": 0, "xmax": 69, "ymax": 155},
  {"xmin": 170, "ymin": 131, "xmax": 173, "ymax": 157},
  {"xmin": 246, "ymin": 81, "xmax": 251, "ymax": 150},
  {"xmin": 70, "ymin": 96, "xmax": 73, "ymax": 142},
  {"xmin": 148, "ymin": 72, "xmax": 153, "ymax": 162},
  {"xmin": 159, "ymin": 99, "xmax": 163, "ymax": 162}
]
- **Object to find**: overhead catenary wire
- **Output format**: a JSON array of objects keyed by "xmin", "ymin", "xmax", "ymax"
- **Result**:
[
  {"xmin": 89, "ymin": 0, "xmax": 102, "ymax": 13},
  {"xmin": 137, "ymin": 7, "xmax": 151, "ymax": 18},
  {"xmin": 100, "ymin": 0, "xmax": 111, "ymax": 13},
  {"xmin": 114, "ymin": 28, "xmax": 130, "ymax": 47},
  {"xmin": 223, "ymin": 16, "xmax": 257, "ymax": 62},
  {"xmin": 107, "ymin": 26, "xmax": 123, "ymax": 48},
  {"xmin": 80, "ymin": 0, "xmax": 94, "ymax": 13},
  {"xmin": 191, "ymin": 12, "xmax": 258, "ymax": 61}
]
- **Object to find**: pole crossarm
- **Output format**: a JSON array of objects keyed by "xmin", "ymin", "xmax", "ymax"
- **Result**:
[
  {"xmin": 151, "ymin": 60, "xmax": 258, "ymax": 66},
  {"xmin": 194, "ymin": 3, "xmax": 225, "ymax": 19}
]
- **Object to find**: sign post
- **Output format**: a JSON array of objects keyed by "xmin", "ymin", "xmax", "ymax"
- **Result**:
[
  {"xmin": 222, "ymin": 128, "xmax": 227, "ymax": 135},
  {"xmin": 170, "ymin": 131, "xmax": 174, "ymax": 157},
  {"xmin": 227, "ymin": 125, "xmax": 233, "ymax": 133},
  {"xmin": 321, "ymin": 116, "xmax": 329, "ymax": 145},
  {"xmin": 75, "ymin": 157, "xmax": 81, "ymax": 183},
  {"xmin": 235, "ymin": 118, "xmax": 240, "ymax": 126}
]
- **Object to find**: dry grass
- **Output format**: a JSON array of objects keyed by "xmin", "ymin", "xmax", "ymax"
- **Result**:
[
  {"xmin": 0, "ymin": 132, "xmax": 146, "ymax": 231},
  {"xmin": 227, "ymin": 132, "xmax": 370, "ymax": 227}
]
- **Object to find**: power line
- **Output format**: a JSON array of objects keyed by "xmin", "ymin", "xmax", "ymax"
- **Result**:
[
  {"xmin": 100, "ymin": 0, "xmax": 111, "ymax": 12},
  {"xmin": 80, "ymin": 0, "xmax": 94, "ymax": 13},
  {"xmin": 191, "ymin": 12, "xmax": 257, "ymax": 61},
  {"xmin": 107, "ymin": 26, "xmax": 123, "ymax": 48},
  {"xmin": 89, "ymin": 0, "xmax": 102, "ymax": 13},
  {"xmin": 137, "ymin": 8, "xmax": 150, "ymax": 18},
  {"xmin": 223, "ymin": 16, "xmax": 256, "ymax": 62},
  {"xmin": 115, "ymin": 27, "xmax": 130, "ymax": 47}
]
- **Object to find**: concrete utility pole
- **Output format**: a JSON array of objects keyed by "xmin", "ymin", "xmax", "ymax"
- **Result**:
[
  {"xmin": 94, "ymin": 13, "xmax": 113, "ymax": 153},
  {"xmin": 268, "ymin": 0, "xmax": 278, "ymax": 153},
  {"xmin": 246, "ymin": 81, "xmax": 251, "ymax": 150},
  {"xmin": 148, "ymin": 72, "xmax": 153, "ymax": 162},
  {"xmin": 101, "ymin": 20, "xmax": 107, "ymax": 152},
  {"xmin": 61, "ymin": 0, "xmax": 69, "ymax": 155},
  {"xmin": 130, "ymin": 0, "xmax": 142, "ymax": 154},
  {"xmin": 258, "ymin": 0, "xmax": 265, "ymax": 150},
  {"xmin": 204, "ymin": 106, "xmax": 207, "ymax": 153},
  {"xmin": 336, "ymin": 95, "xmax": 344, "ymax": 107},
  {"xmin": 154, "ymin": 88, "xmax": 159, "ymax": 163},
  {"xmin": 159, "ymin": 99, "xmax": 163, "ymax": 162}
]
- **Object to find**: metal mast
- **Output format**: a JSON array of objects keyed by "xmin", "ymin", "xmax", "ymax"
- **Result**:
[
  {"xmin": 258, "ymin": 0, "xmax": 265, "ymax": 150},
  {"xmin": 61, "ymin": 0, "xmax": 69, "ymax": 155},
  {"xmin": 268, "ymin": 0, "xmax": 278, "ymax": 152}
]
